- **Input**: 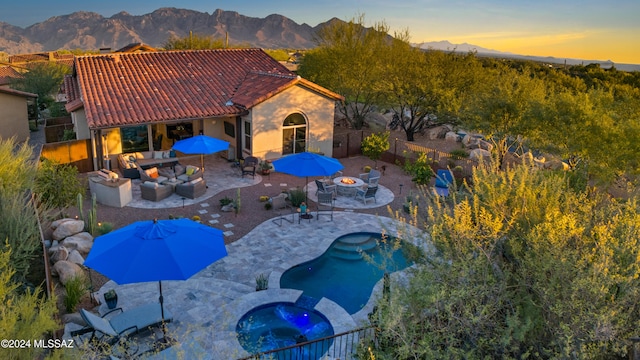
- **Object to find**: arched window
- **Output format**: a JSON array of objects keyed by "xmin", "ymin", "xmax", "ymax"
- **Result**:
[{"xmin": 282, "ymin": 113, "xmax": 307, "ymax": 155}]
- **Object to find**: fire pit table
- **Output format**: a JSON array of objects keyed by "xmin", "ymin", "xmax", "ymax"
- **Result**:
[{"xmin": 333, "ymin": 176, "xmax": 365, "ymax": 197}]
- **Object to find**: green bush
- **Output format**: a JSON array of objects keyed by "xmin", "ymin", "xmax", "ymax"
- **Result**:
[
  {"xmin": 288, "ymin": 189, "xmax": 306, "ymax": 207},
  {"xmin": 361, "ymin": 131, "xmax": 390, "ymax": 167},
  {"xmin": 449, "ymin": 149, "xmax": 469, "ymax": 159},
  {"xmin": 64, "ymin": 275, "xmax": 88, "ymax": 313},
  {"xmin": 96, "ymin": 222, "xmax": 114, "ymax": 235},
  {"xmin": 219, "ymin": 196, "xmax": 233, "ymax": 206},
  {"xmin": 34, "ymin": 158, "xmax": 84, "ymax": 215},
  {"xmin": 402, "ymin": 152, "xmax": 434, "ymax": 185}
]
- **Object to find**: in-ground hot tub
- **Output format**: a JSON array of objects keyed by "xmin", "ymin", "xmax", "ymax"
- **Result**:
[{"xmin": 236, "ymin": 302, "xmax": 334, "ymax": 358}]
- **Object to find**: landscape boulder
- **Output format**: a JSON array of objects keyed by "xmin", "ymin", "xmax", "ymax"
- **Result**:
[
  {"xmin": 445, "ymin": 131, "xmax": 460, "ymax": 142},
  {"xmin": 427, "ymin": 125, "xmax": 451, "ymax": 140},
  {"xmin": 53, "ymin": 260, "xmax": 85, "ymax": 286},
  {"xmin": 52, "ymin": 219, "xmax": 85, "ymax": 240},
  {"xmin": 50, "ymin": 246, "xmax": 69, "ymax": 263},
  {"xmin": 67, "ymin": 249, "xmax": 85, "ymax": 265},
  {"xmin": 469, "ymin": 148, "xmax": 491, "ymax": 161},
  {"xmin": 61, "ymin": 233, "xmax": 94, "ymax": 255}
]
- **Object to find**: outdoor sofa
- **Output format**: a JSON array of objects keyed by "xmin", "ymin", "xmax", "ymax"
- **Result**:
[{"xmin": 118, "ymin": 151, "xmax": 179, "ymax": 179}]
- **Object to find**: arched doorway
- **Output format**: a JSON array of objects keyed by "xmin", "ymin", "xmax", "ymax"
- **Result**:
[{"xmin": 282, "ymin": 113, "xmax": 307, "ymax": 155}]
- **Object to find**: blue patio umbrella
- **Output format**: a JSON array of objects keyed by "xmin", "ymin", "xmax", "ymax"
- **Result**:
[
  {"xmin": 84, "ymin": 218, "xmax": 227, "ymax": 336},
  {"xmin": 171, "ymin": 134, "xmax": 229, "ymax": 170},
  {"xmin": 272, "ymin": 152, "xmax": 344, "ymax": 202}
]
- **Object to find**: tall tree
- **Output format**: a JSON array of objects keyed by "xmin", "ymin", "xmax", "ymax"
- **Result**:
[
  {"xmin": 382, "ymin": 46, "xmax": 482, "ymax": 141},
  {"xmin": 9, "ymin": 62, "xmax": 70, "ymax": 112},
  {"xmin": 298, "ymin": 15, "xmax": 390, "ymax": 129}
]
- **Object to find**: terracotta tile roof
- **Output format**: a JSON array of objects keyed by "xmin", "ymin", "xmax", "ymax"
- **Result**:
[
  {"xmin": 0, "ymin": 66, "xmax": 22, "ymax": 86},
  {"xmin": 72, "ymin": 48, "xmax": 316, "ymax": 129},
  {"xmin": 231, "ymin": 73, "xmax": 343, "ymax": 109}
]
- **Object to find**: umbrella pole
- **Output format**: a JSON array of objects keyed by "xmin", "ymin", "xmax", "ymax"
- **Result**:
[
  {"xmin": 201, "ymin": 154, "xmax": 205, "ymax": 171},
  {"xmin": 159, "ymin": 281, "xmax": 168, "ymax": 338}
]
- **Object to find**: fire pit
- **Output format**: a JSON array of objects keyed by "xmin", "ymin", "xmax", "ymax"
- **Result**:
[
  {"xmin": 340, "ymin": 178, "xmax": 356, "ymax": 185},
  {"xmin": 333, "ymin": 176, "xmax": 365, "ymax": 196}
]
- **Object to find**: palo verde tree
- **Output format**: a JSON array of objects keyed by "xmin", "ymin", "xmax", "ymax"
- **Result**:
[
  {"xmin": 361, "ymin": 131, "xmax": 389, "ymax": 168},
  {"xmin": 463, "ymin": 62, "xmax": 547, "ymax": 168},
  {"xmin": 298, "ymin": 14, "xmax": 390, "ymax": 129},
  {"xmin": 381, "ymin": 42, "xmax": 482, "ymax": 141},
  {"xmin": 372, "ymin": 162, "xmax": 640, "ymax": 358}
]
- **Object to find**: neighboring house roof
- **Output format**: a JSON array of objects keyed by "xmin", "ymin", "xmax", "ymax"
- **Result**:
[
  {"xmin": 0, "ymin": 87, "xmax": 37, "ymax": 98},
  {"xmin": 0, "ymin": 66, "xmax": 22, "ymax": 86},
  {"xmin": 114, "ymin": 43, "xmax": 158, "ymax": 53},
  {"xmin": 69, "ymin": 49, "xmax": 343, "ymax": 129}
]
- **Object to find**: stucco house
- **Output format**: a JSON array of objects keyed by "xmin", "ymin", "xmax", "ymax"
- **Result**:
[
  {"xmin": 0, "ymin": 87, "xmax": 37, "ymax": 143},
  {"xmin": 64, "ymin": 48, "xmax": 343, "ymax": 171}
]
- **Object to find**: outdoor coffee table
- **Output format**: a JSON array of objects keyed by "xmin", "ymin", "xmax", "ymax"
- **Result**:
[
  {"xmin": 161, "ymin": 178, "xmax": 184, "ymax": 191},
  {"xmin": 333, "ymin": 176, "xmax": 365, "ymax": 197}
]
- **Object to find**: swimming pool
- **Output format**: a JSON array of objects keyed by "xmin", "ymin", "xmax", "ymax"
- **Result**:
[{"xmin": 280, "ymin": 232, "xmax": 411, "ymax": 314}]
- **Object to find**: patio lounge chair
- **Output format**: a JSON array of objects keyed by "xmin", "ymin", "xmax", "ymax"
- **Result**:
[
  {"xmin": 355, "ymin": 186, "xmax": 378, "ymax": 204},
  {"xmin": 315, "ymin": 179, "xmax": 337, "ymax": 198},
  {"xmin": 75, "ymin": 303, "xmax": 173, "ymax": 345},
  {"xmin": 316, "ymin": 191, "xmax": 335, "ymax": 221},
  {"xmin": 434, "ymin": 169, "xmax": 454, "ymax": 196}
]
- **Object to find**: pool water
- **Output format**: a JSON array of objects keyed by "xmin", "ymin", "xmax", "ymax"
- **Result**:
[
  {"xmin": 236, "ymin": 302, "xmax": 334, "ymax": 357},
  {"xmin": 280, "ymin": 232, "xmax": 411, "ymax": 314}
]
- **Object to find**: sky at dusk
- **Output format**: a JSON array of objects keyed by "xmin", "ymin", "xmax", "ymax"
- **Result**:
[{"xmin": 2, "ymin": 0, "xmax": 638, "ymax": 65}]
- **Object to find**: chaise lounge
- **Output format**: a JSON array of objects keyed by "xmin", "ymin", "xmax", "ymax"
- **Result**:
[{"xmin": 74, "ymin": 303, "xmax": 173, "ymax": 345}]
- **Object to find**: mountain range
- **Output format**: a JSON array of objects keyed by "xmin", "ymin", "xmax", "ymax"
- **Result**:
[{"xmin": 1, "ymin": 7, "xmax": 637, "ymax": 72}]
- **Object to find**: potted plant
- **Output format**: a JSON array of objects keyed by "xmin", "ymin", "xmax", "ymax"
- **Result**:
[
  {"xmin": 259, "ymin": 160, "xmax": 271, "ymax": 175},
  {"xmin": 103, "ymin": 289, "xmax": 118, "ymax": 309}
]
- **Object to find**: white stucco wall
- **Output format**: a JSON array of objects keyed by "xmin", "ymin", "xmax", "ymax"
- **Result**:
[
  {"xmin": 248, "ymin": 85, "xmax": 336, "ymax": 161},
  {"xmin": 0, "ymin": 93, "xmax": 30, "ymax": 142}
]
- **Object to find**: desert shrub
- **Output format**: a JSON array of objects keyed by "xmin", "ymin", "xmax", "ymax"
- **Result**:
[
  {"xmin": 96, "ymin": 222, "xmax": 114, "ymax": 235},
  {"xmin": 63, "ymin": 274, "xmax": 88, "ymax": 313},
  {"xmin": 402, "ymin": 152, "xmax": 434, "ymax": 185},
  {"xmin": 288, "ymin": 189, "xmax": 306, "ymax": 207},
  {"xmin": 34, "ymin": 158, "xmax": 84, "ymax": 215},
  {"xmin": 0, "ymin": 247, "xmax": 59, "ymax": 360},
  {"xmin": 449, "ymin": 149, "xmax": 469, "ymax": 159},
  {"xmin": 219, "ymin": 196, "xmax": 233, "ymax": 206}
]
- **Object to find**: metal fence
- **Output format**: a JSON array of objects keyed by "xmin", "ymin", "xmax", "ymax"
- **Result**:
[{"xmin": 237, "ymin": 326, "xmax": 376, "ymax": 360}]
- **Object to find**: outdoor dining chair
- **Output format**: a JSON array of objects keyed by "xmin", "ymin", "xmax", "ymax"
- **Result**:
[
  {"xmin": 315, "ymin": 179, "xmax": 337, "ymax": 198},
  {"xmin": 316, "ymin": 191, "xmax": 335, "ymax": 221},
  {"xmin": 355, "ymin": 186, "xmax": 378, "ymax": 204}
]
